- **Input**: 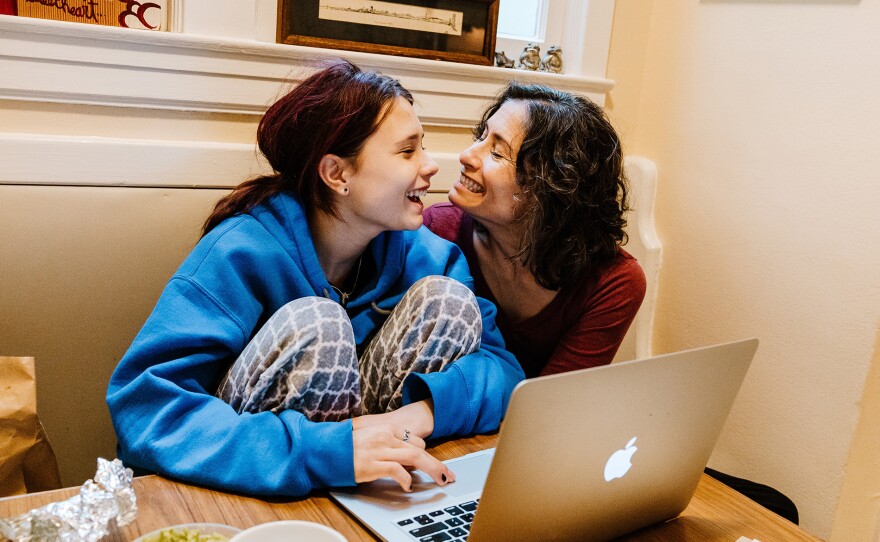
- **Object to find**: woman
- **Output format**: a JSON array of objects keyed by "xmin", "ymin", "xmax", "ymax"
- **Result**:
[
  {"xmin": 424, "ymin": 82, "xmax": 646, "ymax": 377},
  {"xmin": 106, "ymin": 60, "xmax": 524, "ymax": 497},
  {"xmin": 425, "ymin": 82, "xmax": 798, "ymax": 524}
]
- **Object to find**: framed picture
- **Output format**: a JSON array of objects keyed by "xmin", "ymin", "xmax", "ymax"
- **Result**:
[{"xmin": 279, "ymin": 0, "xmax": 500, "ymax": 66}]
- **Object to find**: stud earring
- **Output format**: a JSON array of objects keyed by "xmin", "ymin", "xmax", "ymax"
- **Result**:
[{"xmin": 343, "ymin": 187, "xmax": 349, "ymax": 193}]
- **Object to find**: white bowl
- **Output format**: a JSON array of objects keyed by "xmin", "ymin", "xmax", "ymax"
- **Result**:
[
  {"xmin": 230, "ymin": 520, "xmax": 347, "ymax": 542},
  {"xmin": 134, "ymin": 522, "xmax": 242, "ymax": 541}
]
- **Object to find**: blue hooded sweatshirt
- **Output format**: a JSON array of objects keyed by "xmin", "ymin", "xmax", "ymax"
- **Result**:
[{"xmin": 106, "ymin": 193, "xmax": 524, "ymax": 497}]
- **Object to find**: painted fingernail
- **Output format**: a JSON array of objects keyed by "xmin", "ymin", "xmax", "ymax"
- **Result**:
[{"xmin": 441, "ymin": 473, "xmax": 447, "ymax": 483}]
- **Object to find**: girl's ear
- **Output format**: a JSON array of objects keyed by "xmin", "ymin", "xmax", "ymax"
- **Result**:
[{"xmin": 318, "ymin": 154, "xmax": 351, "ymax": 195}]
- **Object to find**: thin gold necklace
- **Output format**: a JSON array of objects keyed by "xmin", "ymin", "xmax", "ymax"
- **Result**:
[{"xmin": 330, "ymin": 255, "xmax": 362, "ymax": 307}]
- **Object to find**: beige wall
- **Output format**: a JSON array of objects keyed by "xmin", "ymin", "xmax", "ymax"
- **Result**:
[
  {"xmin": 833, "ymin": 327, "xmax": 880, "ymax": 540},
  {"xmin": 0, "ymin": 185, "xmax": 225, "ymax": 485},
  {"xmin": 606, "ymin": 1, "xmax": 880, "ymax": 539}
]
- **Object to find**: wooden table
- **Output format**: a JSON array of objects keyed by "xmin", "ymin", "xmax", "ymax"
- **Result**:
[{"xmin": 0, "ymin": 433, "xmax": 820, "ymax": 541}]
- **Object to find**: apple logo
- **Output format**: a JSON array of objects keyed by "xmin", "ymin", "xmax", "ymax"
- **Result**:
[{"xmin": 603, "ymin": 436, "xmax": 638, "ymax": 482}]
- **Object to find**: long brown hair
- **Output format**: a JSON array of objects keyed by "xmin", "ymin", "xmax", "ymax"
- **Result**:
[
  {"xmin": 475, "ymin": 82, "xmax": 629, "ymax": 290},
  {"xmin": 202, "ymin": 59, "xmax": 413, "ymax": 236}
]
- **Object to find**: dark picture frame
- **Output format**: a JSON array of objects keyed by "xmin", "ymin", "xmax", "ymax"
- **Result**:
[{"xmin": 278, "ymin": 0, "xmax": 500, "ymax": 66}]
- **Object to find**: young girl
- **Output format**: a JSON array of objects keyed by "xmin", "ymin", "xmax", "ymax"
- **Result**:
[{"xmin": 106, "ymin": 60, "xmax": 524, "ymax": 497}]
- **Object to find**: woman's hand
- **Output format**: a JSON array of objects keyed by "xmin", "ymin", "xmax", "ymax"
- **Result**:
[
  {"xmin": 353, "ymin": 399, "xmax": 435, "ymax": 439},
  {"xmin": 351, "ymin": 421, "xmax": 455, "ymax": 492}
]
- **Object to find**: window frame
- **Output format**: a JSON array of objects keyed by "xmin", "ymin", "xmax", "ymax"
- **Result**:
[
  {"xmin": 494, "ymin": 0, "xmax": 615, "ymax": 77},
  {"xmin": 495, "ymin": 0, "xmax": 560, "ymax": 66}
]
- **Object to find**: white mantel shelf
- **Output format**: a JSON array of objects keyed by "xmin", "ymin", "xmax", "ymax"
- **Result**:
[{"xmin": 0, "ymin": 16, "xmax": 614, "ymax": 128}]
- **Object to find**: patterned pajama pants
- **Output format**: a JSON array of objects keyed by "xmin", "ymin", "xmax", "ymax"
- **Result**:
[{"xmin": 216, "ymin": 276, "xmax": 482, "ymax": 422}]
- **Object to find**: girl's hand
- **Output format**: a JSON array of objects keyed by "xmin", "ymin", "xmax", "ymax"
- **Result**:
[
  {"xmin": 353, "ymin": 399, "xmax": 435, "ymax": 439},
  {"xmin": 351, "ymin": 421, "xmax": 455, "ymax": 492}
]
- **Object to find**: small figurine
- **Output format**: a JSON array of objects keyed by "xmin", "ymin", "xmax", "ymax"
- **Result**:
[
  {"xmin": 540, "ymin": 45, "xmax": 563, "ymax": 74},
  {"xmin": 494, "ymin": 51, "xmax": 515, "ymax": 68},
  {"xmin": 517, "ymin": 43, "xmax": 541, "ymax": 71}
]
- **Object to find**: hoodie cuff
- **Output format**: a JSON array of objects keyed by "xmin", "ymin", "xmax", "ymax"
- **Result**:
[
  {"xmin": 283, "ymin": 412, "xmax": 356, "ymax": 489},
  {"xmin": 402, "ymin": 364, "xmax": 469, "ymax": 439}
]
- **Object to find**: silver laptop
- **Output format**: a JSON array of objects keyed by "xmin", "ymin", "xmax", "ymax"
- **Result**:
[{"xmin": 331, "ymin": 338, "xmax": 758, "ymax": 542}]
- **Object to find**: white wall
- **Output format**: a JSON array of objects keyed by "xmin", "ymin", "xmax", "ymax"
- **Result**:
[{"xmin": 607, "ymin": 1, "xmax": 880, "ymax": 539}]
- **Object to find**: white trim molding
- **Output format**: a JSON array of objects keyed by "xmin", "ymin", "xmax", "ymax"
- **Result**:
[
  {"xmin": 0, "ymin": 132, "xmax": 462, "ymax": 191},
  {"xmin": 609, "ymin": 156, "xmax": 662, "ymax": 362},
  {"xmin": 624, "ymin": 157, "xmax": 661, "ymax": 360},
  {"xmin": 0, "ymin": 133, "xmax": 267, "ymax": 188},
  {"xmin": 0, "ymin": 16, "xmax": 614, "ymax": 128}
]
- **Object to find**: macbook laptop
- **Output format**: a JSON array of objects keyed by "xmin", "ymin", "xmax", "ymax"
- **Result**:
[{"xmin": 331, "ymin": 338, "xmax": 758, "ymax": 542}]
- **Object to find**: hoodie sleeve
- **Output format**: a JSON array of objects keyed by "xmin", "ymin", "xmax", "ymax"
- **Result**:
[
  {"xmin": 401, "ymin": 236, "xmax": 525, "ymax": 438},
  {"xmin": 106, "ymin": 274, "xmax": 355, "ymax": 497}
]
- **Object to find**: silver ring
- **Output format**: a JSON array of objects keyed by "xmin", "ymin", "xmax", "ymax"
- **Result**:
[{"xmin": 402, "ymin": 429, "xmax": 411, "ymax": 443}]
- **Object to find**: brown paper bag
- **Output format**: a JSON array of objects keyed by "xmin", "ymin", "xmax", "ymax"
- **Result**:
[{"xmin": 0, "ymin": 356, "xmax": 62, "ymax": 496}]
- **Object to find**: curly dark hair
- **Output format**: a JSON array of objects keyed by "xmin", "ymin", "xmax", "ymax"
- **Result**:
[
  {"xmin": 475, "ymin": 82, "xmax": 629, "ymax": 290},
  {"xmin": 202, "ymin": 59, "xmax": 412, "ymax": 236}
]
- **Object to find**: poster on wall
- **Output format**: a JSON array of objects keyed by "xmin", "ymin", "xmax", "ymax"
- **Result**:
[
  {"xmin": 278, "ymin": 0, "xmax": 500, "ymax": 66},
  {"xmin": 15, "ymin": 0, "xmax": 168, "ymax": 30}
]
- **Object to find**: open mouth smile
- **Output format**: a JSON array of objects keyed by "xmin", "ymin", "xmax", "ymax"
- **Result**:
[
  {"xmin": 458, "ymin": 175, "xmax": 485, "ymax": 194},
  {"xmin": 406, "ymin": 189, "xmax": 428, "ymax": 203}
]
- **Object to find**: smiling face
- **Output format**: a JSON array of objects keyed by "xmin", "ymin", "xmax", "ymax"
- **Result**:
[
  {"xmin": 450, "ymin": 100, "xmax": 529, "ymax": 230},
  {"xmin": 340, "ymin": 97, "xmax": 438, "ymax": 235}
]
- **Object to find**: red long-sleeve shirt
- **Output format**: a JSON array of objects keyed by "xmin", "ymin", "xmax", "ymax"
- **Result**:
[{"xmin": 424, "ymin": 203, "xmax": 646, "ymax": 378}]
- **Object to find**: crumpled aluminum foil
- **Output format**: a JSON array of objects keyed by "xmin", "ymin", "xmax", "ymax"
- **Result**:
[{"xmin": 0, "ymin": 458, "xmax": 137, "ymax": 542}]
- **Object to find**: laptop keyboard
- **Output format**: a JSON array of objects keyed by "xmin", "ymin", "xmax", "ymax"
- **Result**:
[{"xmin": 396, "ymin": 498, "xmax": 479, "ymax": 541}]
